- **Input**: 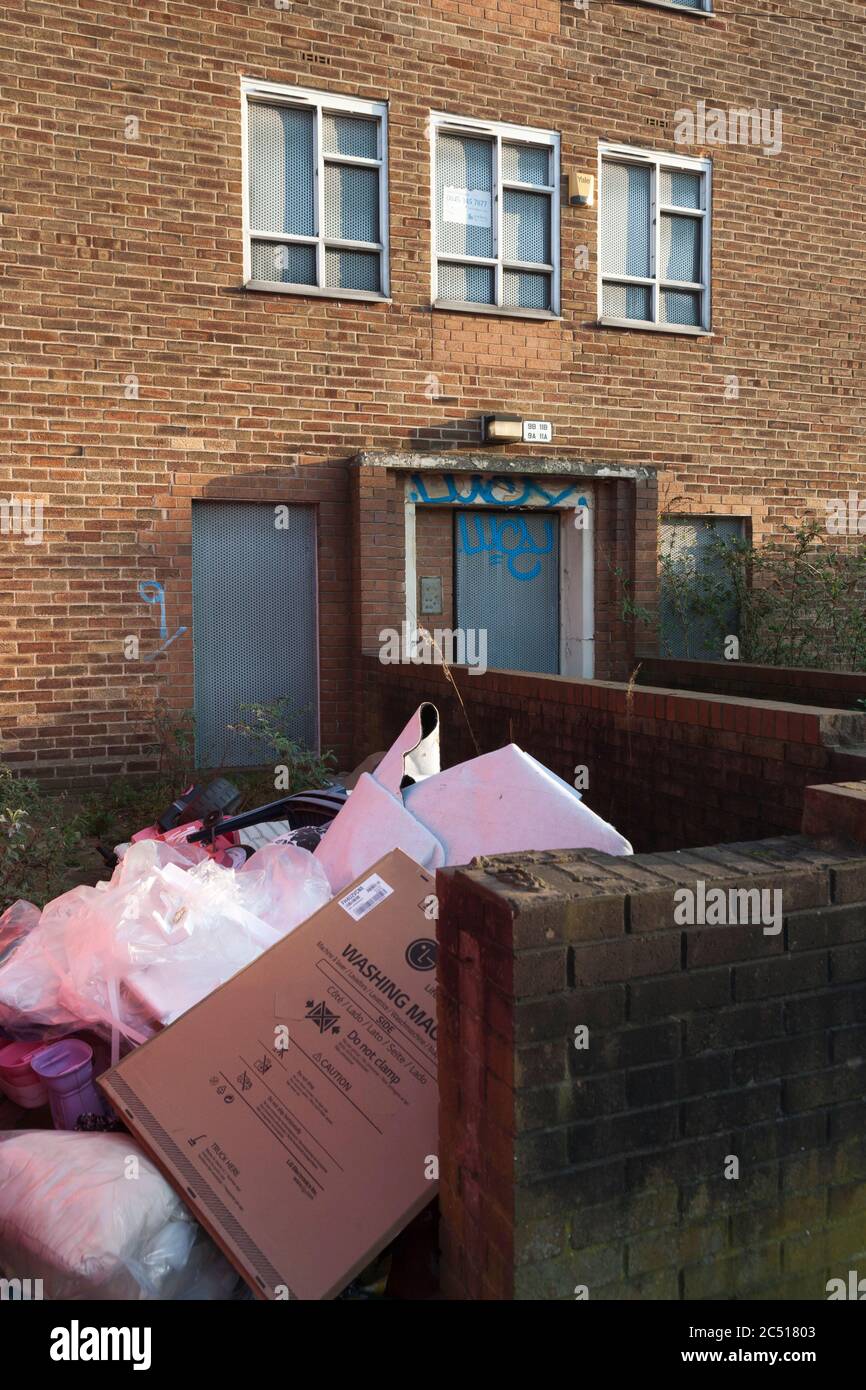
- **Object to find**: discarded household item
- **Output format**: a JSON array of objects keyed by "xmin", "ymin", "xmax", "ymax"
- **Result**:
[
  {"xmin": 155, "ymin": 778, "xmax": 243, "ymax": 832},
  {"xmin": 100, "ymin": 850, "xmax": 438, "ymax": 1301},
  {"xmin": 0, "ymin": 837, "xmax": 331, "ymax": 1047},
  {"xmin": 184, "ymin": 784, "xmax": 348, "ymax": 852},
  {"xmin": 0, "ymin": 1038, "xmax": 51, "ymax": 1108},
  {"xmin": 0, "ymin": 1130, "xmax": 242, "ymax": 1299},
  {"xmin": 315, "ymin": 703, "xmax": 632, "ymax": 893},
  {"xmin": 30, "ymin": 1039, "xmax": 109, "ymax": 1131},
  {"xmin": 99, "ymin": 779, "xmax": 244, "ymax": 873}
]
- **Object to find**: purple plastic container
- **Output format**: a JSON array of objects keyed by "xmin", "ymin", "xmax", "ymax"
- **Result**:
[{"xmin": 30, "ymin": 1039, "xmax": 108, "ymax": 1130}]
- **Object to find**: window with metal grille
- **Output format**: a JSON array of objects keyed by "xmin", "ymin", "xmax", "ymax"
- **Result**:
[
  {"xmin": 598, "ymin": 144, "xmax": 711, "ymax": 332},
  {"xmin": 243, "ymin": 80, "xmax": 389, "ymax": 300},
  {"xmin": 430, "ymin": 113, "xmax": 560, "ymax": 316},
  {"xmin": 659, "ymin": 516, "xmax": 747, "ymax": 660}
]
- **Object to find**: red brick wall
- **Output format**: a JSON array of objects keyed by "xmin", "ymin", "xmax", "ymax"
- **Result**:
[
  {"xmin": 415, "ymin": 510, "xmax": 455, "ymax": 631},
  {"xmin": 3, "ymin": 0, "xmax": 864, "ymax": 780},
  {"xmin": 360, "ymin": 656, "xmax": 866, "ymax": 852},
  {"xmin": 639, "ymin": 659, "xmax": 866, "ymax": 713}
]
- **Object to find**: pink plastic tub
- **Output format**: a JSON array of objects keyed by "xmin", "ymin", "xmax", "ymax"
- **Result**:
[{"xmin": 0, "ymin": 1040, "xmax": 51, "ymax": 1109}]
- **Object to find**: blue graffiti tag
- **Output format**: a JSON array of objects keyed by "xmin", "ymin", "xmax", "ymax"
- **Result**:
[
  {"xmin": 409, "ymin": 473, "xmax": 581, "ymax": 508},
  {"xmin": 138, "ymin": 580, "xmax": 188, "ymax": 661},
  {"xmin": 456, "ymin": 512, "xmax": 556, "ymax": 581}
]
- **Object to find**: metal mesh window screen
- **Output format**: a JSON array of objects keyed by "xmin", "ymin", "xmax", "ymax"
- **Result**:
[
  {"xmin": 437, "ymin": 261, "xmax": 494, "ymax": 304},
  {"xmin": 249, "ymin": 103, "xmax": 315, "ymax": 237},
  {"xmin": 324, "ymin": 248, "xmax": 380, "ymax": 292},
  {"xmin": 503, "ymin": 269, "xmax": 551, "ymax": 309},
  {"xmin": 191, "ymin": 502, "xmax": 318, "ymax": 768},
  {"xmin": 661, "ymin": 213, "xmax": 701, "ymax": 282},
  {"xmin": 321, "ymin": 113, "xmax": 378, "ymax": 160},
  {"xmin": 600, "ymin": 161, "xmax": 651, "ymax": 277},
  {"xmin": 503, "ymin": 189, "xmax": 550, "ymax": 264},
  {"xmin": 601, "ymin": 154, "xmax": 708, "ymax": 327},
  {"xmin": 251, "ymin": 239, "xmax": 316, "ymax": 285},
  {"xmin": 436, "ymin": 133, "xmax": 494, "ymax": 259},
  {"xmin": 661, "ymin": 289, "xmax": 701, "ymax": 326},
  {"xmin": 659, "ymin": 517, "xmax": 746, "ymax": 660},
  {"xmin": 502, "ymin": 142, "xmax": 549, "ymax": 187},
  {"xmin": 435, "ymin": 123, "xmax": 556, "ymax": 310},
  {"xmin": 602, "ymin": 281, "xmax": 651, "ymax": 320},
  {"xmin": 247, "ymin": 93, "xmax": 385, "ymax": 296},
  {"xmin": 323, "ymin": 162, "xmax": 379, "ymax": 243},
  {"xmin": 660, "ymin": 169, "xmax": 702, "ymax": 208}
]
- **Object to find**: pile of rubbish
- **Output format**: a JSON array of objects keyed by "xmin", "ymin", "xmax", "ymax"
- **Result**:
[{"xmin": 0, "ymin": 703, "xmax": 631, "ymax": 1300}]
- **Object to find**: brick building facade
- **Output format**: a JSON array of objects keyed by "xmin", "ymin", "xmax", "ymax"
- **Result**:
[{"xmin": 2, "ymin": 0, "xmax": 864, "ymax": 780}]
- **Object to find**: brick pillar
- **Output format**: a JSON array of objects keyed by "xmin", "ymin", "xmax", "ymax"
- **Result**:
[{"xmin": 437, "ymin": 837, "xmax": 866, "ymax": 1300}]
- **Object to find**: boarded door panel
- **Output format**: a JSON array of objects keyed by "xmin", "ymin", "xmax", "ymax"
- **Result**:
[
  {"xmin": 191, "ymin": 502, "xmax": 318, "ymax": 768},
  {"xmin": 454, "ymin": 508, "xmax": 560, "ymax": 674}
]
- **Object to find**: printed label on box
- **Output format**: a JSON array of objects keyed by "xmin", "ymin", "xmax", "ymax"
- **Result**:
[{"xmin": 339, "ymin": 873, "xmax": 394, "ymax": 921}]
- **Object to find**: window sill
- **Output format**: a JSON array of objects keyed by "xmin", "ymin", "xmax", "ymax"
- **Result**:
[
  {"xmin": 433, "ymin": 300, "xmax": 560, "ymax": 322},
  {"xmin": 597, "ymin": 316, "xmax": 713, "ymax": 338},
  {"xmin": 244, "ymin": 280, "xmax": 391, "ymax": 304},
  {"xmin": 625, "ymin": 0, "xmax": 713, "ymax": 15}
]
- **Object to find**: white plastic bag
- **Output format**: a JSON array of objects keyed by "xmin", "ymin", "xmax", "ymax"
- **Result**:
[{"xmin": 0, "ymin": 1129, "xmax": 240, "ymax": 1300}]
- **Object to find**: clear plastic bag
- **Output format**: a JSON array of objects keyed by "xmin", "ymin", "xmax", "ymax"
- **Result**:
[
  {"xmin": 0, "ymin": 840, "xmax": 331, "ymax": 1045},
  {"xmin": 0, "ymin": 899, "xmax": 40, "ymax": 969}
]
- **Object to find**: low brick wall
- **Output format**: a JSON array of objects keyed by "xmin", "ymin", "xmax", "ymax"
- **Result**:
[
  {"xmin": 360, "ymin": 656, "xmax": 865, "ymax": 852},
  {"xmin": 638, "ymin": 659, "xmax": 866, "ymax": 713},
  {"xmin": 436, "ymin": 820, "xmax": 866, "ymax": 1300}
]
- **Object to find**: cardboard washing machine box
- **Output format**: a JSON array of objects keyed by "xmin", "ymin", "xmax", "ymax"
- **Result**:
[{"xmin": 100, "ymin": 849, "xmax": 439, "ymax": 1300}]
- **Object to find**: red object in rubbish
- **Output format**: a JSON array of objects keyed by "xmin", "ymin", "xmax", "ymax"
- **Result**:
[
  {"xmin": 0, "ymin": 1039, "xmax": 52, "ymax": 1108},
  {"xmin": 130, "ymin": 819, "xmax": 242, "ymax": 866}
]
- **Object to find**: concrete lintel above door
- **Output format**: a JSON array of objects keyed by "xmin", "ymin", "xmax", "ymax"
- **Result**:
[{"xmin": 351, "ymin": 451, "xmax": 657, "ymax": 482}]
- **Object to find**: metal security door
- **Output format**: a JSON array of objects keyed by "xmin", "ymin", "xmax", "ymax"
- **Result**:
[
  {"xmin": 454, "ymin": 509, "xmax": 560, "ymax": 674},
  {"xmin": 191, "ymin": 502, "xmax": 318, "ymax": 768}
]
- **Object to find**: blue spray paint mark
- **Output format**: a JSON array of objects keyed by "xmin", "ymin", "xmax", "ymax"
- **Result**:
[
  {"xmin": 456, "ymin": 512, "xmax": 556, "ymax": 581},
  {"xmin": 138, "ymin": 579, "xmax": 188, "ymax": 661}
]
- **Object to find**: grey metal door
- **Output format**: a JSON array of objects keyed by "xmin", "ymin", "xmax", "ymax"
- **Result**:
[
  {"xmin": 454, "ymin": 508, "xmax": 560, "ymax": 674},
  {"xmin": 191, "ymin": 502, "xmax": 318, "ymax": 768}
]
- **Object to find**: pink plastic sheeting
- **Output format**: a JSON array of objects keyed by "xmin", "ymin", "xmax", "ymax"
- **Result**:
[
  {"xmin": 315, "ymin": 703, "xmax": 632, "ymax": 893},
  {"xmin": 0, "ymin": 839, "xmax": 331, "ymax": 1046}
]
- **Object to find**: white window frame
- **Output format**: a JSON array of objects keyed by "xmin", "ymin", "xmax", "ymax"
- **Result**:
[
  {"xmin": 241, "ymin": 77, "xmax": 390, "ymax": 302},
  {"xmin": 597, "ymin": 142, "xmax": 712, "ymax": 335},
  {"xmin": 631, "ymin": 0, "xmax": 712, "ymax": 13},
  {"xmin": 429, "ymin": 111, "xmax": 561, "ymax": 319}
]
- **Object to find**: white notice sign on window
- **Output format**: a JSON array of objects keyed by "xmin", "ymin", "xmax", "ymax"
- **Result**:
[{"xmin": 442, "ymin": 187, "xmax": 492, "ymax": 228}]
